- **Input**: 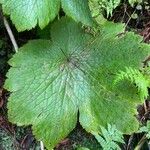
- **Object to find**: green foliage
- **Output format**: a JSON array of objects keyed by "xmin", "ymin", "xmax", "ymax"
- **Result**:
[
  {"xmin": 69, "ymin": 128, "xmax": 101, "ymax": 150},
  {"xmin": 93, "ymin": 124, "xmax": 124, "ymax": 150},
  {"xmin": 4, "ymin": 17, "xmax": 150, "ymax": 149},
  {"xmin": 89, "ymin": 0, "xmax": 120, "ymax": 17},
  {"xmin": 0, "ymin": 127, "xmax": 41, "ymax": 150},
  {"xmin": 138, "ymin": 121, "xmax": 150, "ymax": 139},
  {"xmin": 129, "ymin": 0, "xmax": 142, "ymax": 7},
  {"xmin": 89, "ymin": 0, "xmax": 143, "ymax": 17},
  {"xmin": 114, "ymin": 67, "xmax": 150, "ymax": 100},
  {"xmin": 0, "ymin": 0, "xmax": 93, "ymax": 31},
  {"xmin": 0, "ymin": 128, "xmax": 15, "ymax": 150}
]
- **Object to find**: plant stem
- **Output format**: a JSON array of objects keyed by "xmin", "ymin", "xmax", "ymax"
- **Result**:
[
  {"xmin": 3, "ymin": 16, "xmax": 18, "ymax": 52},
  {"xmin": 127, "ymin": 133, "xmax": 134, "ymax": 150},
  {"xmin": 134, "ymin": 134, "xmax": 147, "ymax": 150},
  {"xmin": 40, "ymin": 141, "xmax": 44, "ymax": 150}
]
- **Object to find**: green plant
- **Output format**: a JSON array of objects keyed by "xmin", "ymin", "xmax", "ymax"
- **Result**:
[
  {"xmin": 1, "ymin": 1, "xmax": 150, "ymax": 150},
  {"xmin": 93, "ymin": 124, "xmax": 124, "ymax": 150},
  {"xmin": 4, "ymin": 17, "xmax": 150, "ymax": 149},
  {"xmin": 89, "ymin": 0, "xmax": 120, "ymax": 17},
  {"xmin": 0, "ymin": 127, "xmax": 41, "ymax": 150},
  {"xmin": 0, "ymin": 128, "xmax": 15, "ymax": 150},
  {"xmin": 129, "ymin": 0, "xmax": 142, "ymax": 7},
  {"xmin": 0, "ymin": 0, "xmax": 93, "ymax": 31},
  {"xmin": 114, "ymin": 67, "xmax": 150, "ymax": 100},
  {"xmin": 89, "ymin": 0, "xmax": 143, "ymax": 17},
  {"xmin": 138, "ymin": 121, "xmax": 150, "ymax": 139},
  {"xmin": 134, "ymin": 121, "xmax": 150, "ymax": 150}
]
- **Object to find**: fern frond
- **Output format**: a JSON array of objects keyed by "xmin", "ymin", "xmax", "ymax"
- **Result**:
[
  {"xmin": 93, "ymin": 124, "xmax": 124, "ymax": 150},
  {"xmin": 138, "ymin": 121, "xmax": 150, "ymax": 139},
  {"xmin": 114, "ymin": 67, "xmax": 149, "ymax": 100}
]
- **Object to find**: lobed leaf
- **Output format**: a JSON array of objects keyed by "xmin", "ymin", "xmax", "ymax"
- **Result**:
[
  {"xmin": 0, "ymin": 0, "xmax": 93, "ymax": 31},
  {"xmin": 5, "ymin": 17, "xmax": 150, "ymax": 149},
  {"xmin": 0, "ymin": 0, "xmax": 60, "ymax": 31}
]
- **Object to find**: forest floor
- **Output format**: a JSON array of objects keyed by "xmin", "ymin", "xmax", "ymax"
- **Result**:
[{"xmin": 1, "ymin": 2, "xmax": 150, "ymax": 150}]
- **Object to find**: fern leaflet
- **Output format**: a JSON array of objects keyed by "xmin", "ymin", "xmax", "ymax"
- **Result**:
[
  {"xmin": 93, "ymin": 124, "xmax": 124, "ymax": 150},
  {"xmin": 114, "ymin": 67, "xmax": 149, "ymax": 100}
]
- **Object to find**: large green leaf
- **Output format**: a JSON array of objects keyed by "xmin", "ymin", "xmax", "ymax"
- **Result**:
[
  {"xmin": 0, "ymin": 0, "xmax": 93, "ymax": 31},
  {"xmin": 5, "ymin": 18, "xmax": 150, "ymax": 149},
  {"xmin": 0, "ymin": 0, "xmax": 60, "ymax": 31}
]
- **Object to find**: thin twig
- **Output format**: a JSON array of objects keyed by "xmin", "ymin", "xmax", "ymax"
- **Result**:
[
  {"xmin": 40, "ymin": 141, "xmax": 44, "ymax": 150},
  {"xmin": 124, "ymin": 9, "xmax": 136, "ymax": 29},
  {"xmin": 3, "ymin": 16, "xmax": 18, "ymax": 52},
  {"xmin": 3, "ymin": 15, "xmax": 45, "ymax": 150},
  {"xmin": 127, "ymin": 133, "xmax": 134, "ymax": 150},
  {"xmin": 134, "ymin": 134, "xmax": 147, "ymax": 150}
]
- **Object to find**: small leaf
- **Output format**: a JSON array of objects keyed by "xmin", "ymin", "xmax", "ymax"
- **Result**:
[{"xmin": 131, "ymin": 13, "xmax": 138, "ymax": 19}]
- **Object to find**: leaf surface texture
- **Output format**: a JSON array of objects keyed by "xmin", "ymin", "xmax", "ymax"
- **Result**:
[
  {"xmin": 5, "ymin": 18, "xmax": 150, "ymax": 149},
  {"xmin": 0, "ymin": 0, "xmax": 93, "ymax": 31}
]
